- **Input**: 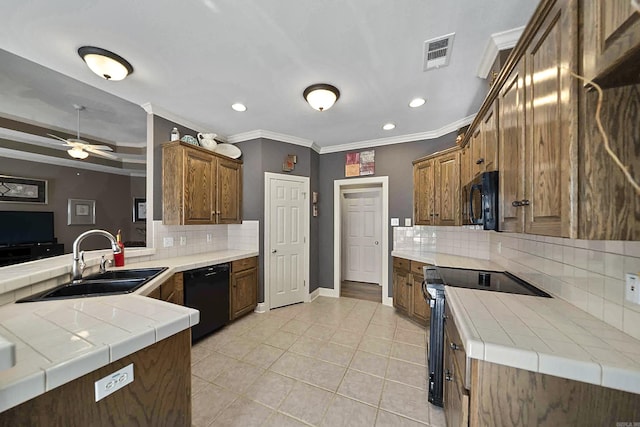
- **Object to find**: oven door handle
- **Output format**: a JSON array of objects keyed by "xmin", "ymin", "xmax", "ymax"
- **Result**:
[{"xmin": 422, "ymin": 279, "xmax": 429, "ymax": 301}]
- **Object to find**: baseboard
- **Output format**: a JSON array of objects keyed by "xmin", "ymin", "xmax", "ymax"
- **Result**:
[
  {"xmin": 318, "ymin": 287, "xmax": 340, "ymax": 298},
  {"xmin": 255, "ymin": 302, "xmax": 268, "ymax": 313},
  {"xmin": 383, "ymin": 296, "xmax": 393, "ymax": 307},
  {"xmin": 309, "ymin": 288, "xmax": 320, "ymax": 302}
]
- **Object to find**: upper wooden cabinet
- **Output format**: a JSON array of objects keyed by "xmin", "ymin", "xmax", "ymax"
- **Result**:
[
  {"xmin": 469, "ymin": 103, "xmax": 499, "ymax": 178},
  {"xmin": 583, "ymin": 1, "xmax": 640, "ymax": 87},
  {"xmin": 413, "ymin": 147, "xmax": 460, "ymax": 226},
  {"xmin": 163, "ymin": 141, "xmax": 242, "ymax": 225}
]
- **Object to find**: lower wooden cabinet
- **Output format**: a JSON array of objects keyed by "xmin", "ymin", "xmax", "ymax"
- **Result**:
[
  {"xmin": 392, "ymin": 257, "xmax": 430, "ymax": 325},
  {"xmin": 230, "ymin": 256, "xmax": 258, "ymax": 320},
  {"xmin": 147, "ymin": 272, "xmax": 184, "ymax": 305},
  {"xmin": 444, "ymin": 304, "xmax": 469, "ymax": 427}
]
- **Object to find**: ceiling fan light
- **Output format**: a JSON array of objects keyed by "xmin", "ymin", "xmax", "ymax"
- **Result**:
[
  {"xmin": 78, "ymin": 46, "xmax": 133, "ymax": 81},
  {"xmin": 303, "ymin": 84, "xmax": 340, "ymax": 111},
  {"xmin": 68, "ymin": 147, "xmax": 89, "ymax": 159}
]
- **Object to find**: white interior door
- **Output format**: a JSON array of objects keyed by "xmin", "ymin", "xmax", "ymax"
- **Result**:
[
  {"xmin": 268, "ymin": 175, "xmax": 307, "ymax": 309},
  {"xmin": 341, "ymin": 188, "xmax": 382, "ymax": 284}
]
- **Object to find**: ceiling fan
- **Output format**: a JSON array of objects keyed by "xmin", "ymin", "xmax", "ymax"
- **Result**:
[{"xmin": 47, "ymin": 104, "xmax": 117, "ymax": 160}]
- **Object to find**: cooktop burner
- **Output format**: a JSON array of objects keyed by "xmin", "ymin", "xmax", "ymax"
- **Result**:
[{"xmin": 425, "ymin": 266, "xmax": 551, "ymax": 297}]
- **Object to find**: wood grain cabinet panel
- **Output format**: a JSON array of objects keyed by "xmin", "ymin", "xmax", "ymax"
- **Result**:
[
  {"xmin": 163, "ymin": 141, "xmax": 242, "ymax": 225},
  {"xmin": 392, "ymin": 259, "xmax": 410, "ymax": 313},
  {"xmin": 481, "ymin": 106, "xmax": 498, "ymax": 173},
  {"xmin": 434, "ymin": 151, "xmax": 461, "ymax": 226},
  {"xmin": 410, "ymin": 261, "xmax": 429, "ymax": 324},
  {"xmin": 393, "ymin": 257, "xmax": 430, "ymax": 325},
  {"xmin": 414, "ymin": 159, "xmax": 436, "ymax": 225},
  {"xmin": 230, "ymin": 257, "xmax": 258, "ymax": 320},
  {"xmin": 146, "ymin": 273, "xmax": 184, "ymax": 306}
]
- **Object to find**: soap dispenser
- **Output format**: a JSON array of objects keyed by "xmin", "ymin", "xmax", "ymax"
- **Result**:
[{"xmin": 114, "ymin": 229, "xmax": 125, "ymax": 267}]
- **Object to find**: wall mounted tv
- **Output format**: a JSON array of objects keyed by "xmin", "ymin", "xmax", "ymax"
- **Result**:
[{"xmin": 0, "ymin": 211, "xmax": 56, "ymax": 246}]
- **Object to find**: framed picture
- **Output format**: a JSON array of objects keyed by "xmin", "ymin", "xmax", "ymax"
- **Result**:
[
  {"xmin": 68, "ymin": 199, "xmax": 95, "ymax": 225},
  {"xmin": 133, "ymin": 197, "xmax": 147, "ymax": 222},
  {"xmin": 0, "ymin": 175, "xmax": 47, "ymax": 204}
]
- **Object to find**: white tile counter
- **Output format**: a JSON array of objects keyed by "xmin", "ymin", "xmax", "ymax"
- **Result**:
[
  {"xmin": 0, "ymin": 248, "xmax": 257, "ymax": 412},
  {"xmin": 393, "ymin": 249, "xmax": 640, "ymax": 395}
]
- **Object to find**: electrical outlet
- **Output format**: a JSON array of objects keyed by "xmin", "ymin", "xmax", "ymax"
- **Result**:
[
  {"xmin": 180, "ymin": 236, "xmax": 187, "ymax": 246},
  {"xmin": 391, "ymin": 218, "xmax": 399, "ymax": 226},
  {"xmin": 163, "ymin": 237, "xmax": 174, "ymax": 247},
  {"xmin": 626, "ymin": 273, "xmax": 640, "ymax": 305},
  {"xmin": 95, "ymin": 363, "xmax": 134, "ymax": 402},
  {"xmin": 206, "ymin": 234, "xmax": 212, "ymax": 243},
  {"xmin": 404, "ymin": 218, "xmax": 412, "ymax": 227}
]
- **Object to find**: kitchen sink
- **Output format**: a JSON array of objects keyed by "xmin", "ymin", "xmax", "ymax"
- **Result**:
[{"xmin": 16, "ymin": 267, "xmax": 168, "ymax": 302}]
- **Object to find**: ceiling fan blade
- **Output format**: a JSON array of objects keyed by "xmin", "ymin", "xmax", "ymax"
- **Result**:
[
  {"xmin": 85, "ymin": 144, "xmax": 114, "ymax": 152},
  {"xmin": 46, "ymin": 133, "xmax": 71, "ymax": 144},
  {"xmin": 84, "ymin": 146, "xmax": 118, "ymax": 160}
]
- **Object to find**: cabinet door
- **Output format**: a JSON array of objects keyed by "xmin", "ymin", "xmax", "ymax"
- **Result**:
[
  {"xmin": 410, "ymin": 262, "xmax": 429, "ymax": 324},
  {"xmin": 216, "ymin": 158, "xmax": 242, "ymax": 224},
  {"xmin": 524, "ymin": 0, "xmax": 577, "ymax": 237},
  {"xmin": 392, "ymin": 267, "xmax": 410, "ymax": 313},
  {"xmin": 434, "ymin": 152, "xmax": 460, "ymax": 226},
  {"xmin": 414, "ymin": 160, "xmax": 436, "ymax": 225},
  {"xmin": 161, "ymin": 273, "xmax": 184, "ymax": 305},
  {"xmin": 230, "ymin": 267, "xmax": 257, "ymax": 320},
  {"xmin": 499, "ymin": 61, "xmax": 526, "ymax": 233},
  {"xmin": 184, "ymin": 149, "xmax": 216, "ymax": 224},
  {"xmin": 443, "ymin": 331, "xmax": 469, "ymax": 427},
  {"xmin": 583, "ymin": 0, "xmax": 640, "ymax": 87},
  {"xmin": 470, "ymin": 128, "xmax": 483, "ymax": 177},
  {"xmin": 460, "ymin": 145, "xmax": 473, "ymax": 225},
  {"xmin": 482, "ymin": 104, "xmax": 499, "ymax": 172}
]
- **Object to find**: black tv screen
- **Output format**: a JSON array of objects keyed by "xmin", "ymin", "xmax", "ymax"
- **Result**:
[{"xmin": 0, "ymin": 211, "xmax": 55, "ymax": 246}]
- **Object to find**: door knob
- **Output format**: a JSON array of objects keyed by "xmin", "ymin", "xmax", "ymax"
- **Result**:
[
  {"xmin": 374, "ymin": 241, "xmax": 379, "ymax": 245},
  {"xmin": 271, "ymin": 249, "xmax": 277, "ymax": 253}
]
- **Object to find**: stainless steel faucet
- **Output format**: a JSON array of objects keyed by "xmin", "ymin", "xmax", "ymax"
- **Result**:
[{"xmin": 72, "ymin": 230, "xmax": 121, "ymax": 282}]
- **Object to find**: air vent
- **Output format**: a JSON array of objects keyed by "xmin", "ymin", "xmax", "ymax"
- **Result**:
[{"xmin": 423, "ymin": 33, "xmax": 455, "ymax": 71}]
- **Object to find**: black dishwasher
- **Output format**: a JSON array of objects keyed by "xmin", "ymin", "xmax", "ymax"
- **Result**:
[{"xmin": 183, "ymin": 263, "xmax": 230, "ymax": 342}]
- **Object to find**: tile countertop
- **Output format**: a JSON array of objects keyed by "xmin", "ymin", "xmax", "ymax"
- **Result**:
[
  {"xmin": 0, "ymin": 248, "xmax": 257, "ymax": 413},
  {"xmin": 393, "ymin": 250, "xmax": 640, "ymax": 395}
]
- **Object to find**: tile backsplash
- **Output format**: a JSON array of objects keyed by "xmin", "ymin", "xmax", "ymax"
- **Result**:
[
  {"xmin": 393, "ymin": 226, "xmax": 640, "ymax": 340},
  {"xmin": 151, "ymin": 220, "xmax": 259, "ymax": 259}
]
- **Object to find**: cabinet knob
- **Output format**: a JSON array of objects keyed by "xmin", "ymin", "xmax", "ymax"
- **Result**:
[
  {"xmin": 445, "ymin": 370, "xmax": 453, "ymax": 382},
  {"xmin": 475, "ymin": 158, "xmax": 485, "ymax": 165},
  {"xmin": 512, "ymin": 200, "xmax": 522, "ymax": 207},
  {"xmin": 520, "ymin": 199, "xmax": 530, "ymax": 206},
  {"xmin": 450, "ymin": 342, "xmax": 459, "ymax": 351}
]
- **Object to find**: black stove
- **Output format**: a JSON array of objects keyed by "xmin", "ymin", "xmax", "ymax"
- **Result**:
[{"xmin": 422, "ymin": 266, "xmax": 550, "ymax": 407}]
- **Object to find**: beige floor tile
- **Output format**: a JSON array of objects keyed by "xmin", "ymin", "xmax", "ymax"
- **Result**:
[
  {"xmin": 270, "ymin": 351, "xmax": 314, "ymax": 380},
  {"xmin": 390, "ymin": 342, "xmax": 427, "ymax": 366},
  {"xmin": 196, "ymin": 328, "xmax": 237, "ymax": 352},
  {"xmin": 379, "ymin": 381, "xmax": 430, "ymax": 424},
  {"xmin": 394, "ymin": 329, "xmax": 426, "ymax": 347},
  {"xmin": 337, "ymin": 369, "xmax": 384, "ymax": 406},
  {"xmin": 349, "ymin": 350, "xmax": 389, "ymax": 378},
  {"xmin": 358, "ymin": 335, "xmax": 393, "ymax": 357},
  {"xmin": 340, "ymin": 318, "xmax": 370, "ymax": 334},
  {"xmin": 210, "ymin": 396, "xmax": 273, "ymax": 427},
  {"xmin": 396, "ymin": 317, "xmax": 426, "ymax": 333},
  {"xmin": 316, "ymin": 341, "xmax": 356, "ymax": 367},
  {"xmin": 279, "ymin": 381, "xmax": 334, "ymax": 425},
  {"xmin": 320, "ymin": 395, "xmax": 377, "ymax": 427},
  {"xmin": 365, "ymin": 323, "xmax": 396, "ymax": 341},
  {"xmin": 305, "ymin": 356, "xmax": 348, "ymax": 391},
  {"xmin": 191, "ymin": 382, "xmax": 238, "ymax": 427},
  {"xmin": 375, "ymin": 410, "xmax": 428, "ymax": 427},
  {"xmin": 241, "ymin": 343, "xmax": 284, "ymax": 369},
  {"xmin": 216, "ymin": 336, "xmax": 259, "ymax": 360},
  {"xmin": 192, "ymin": 352, "xmax": 237, "ymax": 382},
  {"xmin": 385, "ymin": 359, "xmax": 427, "ymax": 390},
  {"xmin": 191, "ymin": 343, "xmax": 213, "ymax": 365},
  {"xmin": 331, "ymin": 329, "xmax": 363, "ymax": 348},
  {"xmin": 305, "ymin": 324, "xmax": 337, "ymax": 341},
  {"xmin": 245, "ymin": 371, "xmax": 296, "ymax": 409},
  {"xmin": 281, "ymin": 318, "xmax": 313, "ymax": 335},
  {"xmin": 289, "ymin": 335, "xmax": 323, "ymax": 357},
  {"xmin": 212, "ymin": 359, "xmax": 264, "ymax": 394},
  {"xmin": 242, "ymin": 324, "xmax": 279, "ymax": 342},
  {"xmin": 192, "ymin": 375, "xmax": 210, "ymax": 397},
  {"xmin": 264, "ymin": 330, "xmax": 299, "ymax": 350},
  {"xmin": 429, "ymin": 405, "xmax": 446, "ymax": 427},
  {"xmin": 264, "ymin": 412, "xmax": 309, "ymax": 427}
]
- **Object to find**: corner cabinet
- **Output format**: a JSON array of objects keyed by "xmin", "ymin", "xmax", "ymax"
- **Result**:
[
  {"xmin": 146, "ymin": 273, "xmax": 184, "ymax": 306},
  {"xmin": 162, "ymin": 141, "xmax": 242, "ymax": 225},
  {"xmin": 413, "ymin": 147, "xmax": 460, "ymax": 226},
  {"xmin": 230, "ymin": 257, "xmax": 258, "ymax": 320},
  {"xmin": 392, "ymin": 257, "xmax": 430, "ymax": 325}
]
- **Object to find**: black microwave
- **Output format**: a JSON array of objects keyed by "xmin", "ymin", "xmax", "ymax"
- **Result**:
[{"xmin": 467, "ymin": 171, "xmax": 499, "ymax": 231}]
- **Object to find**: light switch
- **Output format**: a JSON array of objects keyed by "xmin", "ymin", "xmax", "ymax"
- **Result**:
[
  {"xmin": 391, "ymin": 218, "xmax": 399, "ymax": 226},
  {"xmin": 404, "ymin": 218, "xmax": 412, "ymax": 227},
  {"xmin": 180, "ymin": 236, "xmax": 187, "ymax": 246},
  {"xmin": 163, "ymin": 237, "xmax": 174, "ymax": 247},
  {"xmin": 626, "ymin": 273, "xmax": 640, "ymax": 305}
]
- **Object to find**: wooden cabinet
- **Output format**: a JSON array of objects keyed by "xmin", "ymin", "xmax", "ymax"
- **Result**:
[
  {"xmin": 459, "ymin": 145, "xmax": 473, "ymax": 225},
  {"xmin": 230, "ymin": 256, "xmax": 258, "ymax": 320},
  {"xmin": 392, "ymin": 257, "xmax": 430, "ymax": 325},
  {"xmin": 468, "ymin": 102, "xmax": 499, "ymax": 179},
  {"xmin": 162, "ymin": 141, "xmax": 242, "ymax": 225},
  {"xmin": 147, "ymin": 273, "xmax": 184, "ymax": 305},
  {"xmin": 583, "ymin": 0, "xmax": 640, "ymax": 88},
  {"xmin": 444, "ymin": 317, "xmax": 469, "ymax": 427},
  {"xmin": 413, "ymin": 147, "xmax": 460, "ymax": 226}
]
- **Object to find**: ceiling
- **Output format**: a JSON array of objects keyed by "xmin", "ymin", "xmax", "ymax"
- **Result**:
[{"xmin": 0, "ymin": 0, "xmax": 537, "ymax": 152}]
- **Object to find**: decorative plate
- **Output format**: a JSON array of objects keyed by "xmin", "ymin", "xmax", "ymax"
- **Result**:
[
  {"xmin": 180, "ymin": 135, "xmax": 199, "ymax": 146},
  {"xmin": 213, "ymin": 143, "xmax": 242, "ymax": 159}
]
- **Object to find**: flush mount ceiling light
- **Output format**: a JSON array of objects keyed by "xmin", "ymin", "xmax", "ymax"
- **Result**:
[
  {"xmin": 382, "ymin": 123, "xmax": 396, "ymax": 130},
  {"xmin": 303, "ymin": 83, "xmax": 340, "ymax": 111},
  {"xmin": 78, "ymin": 46, "xmax": 134, "ymax": 81},
  {"xmin": 231, "ymin": 103, "xmax": 247, "ymax": 112},
  {"xmin": 409, "ymin": 98, "xmax": 426, "ymax": 108}
]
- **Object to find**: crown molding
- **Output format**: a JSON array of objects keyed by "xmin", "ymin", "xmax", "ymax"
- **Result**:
[
  {"xmin": 476, "ymin": 26, "xmax": 524, "ymax": 79},
  {"xmin": 227, "ymin": 129, "xmax": 318, "ymax": 151},
  {"xmin": 0, "ymin": 147, "xmax": 143, "ymax": 177},
  {"xmin": 318, "ymin": 115, "xmax": 475, "ymax": 154},
  {"xmin": 139, "ymin": 102, "xmax": 228, "ymax": 141}
]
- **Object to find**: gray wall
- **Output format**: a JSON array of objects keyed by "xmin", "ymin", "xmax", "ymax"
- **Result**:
[
  {"xmin": 152, "ymin": 115, "xmax": 199, "ymax": 220},
  {"xmin": 318, "ymin": 133, "xmax": 457, "ymax": 296},
  {"xmin": 0, "ymin": 157, "xmax": 143, "ymax": 252},
  {"xmin": 235, "ymin": 138, "xmax": 319, "ymax": 301}
]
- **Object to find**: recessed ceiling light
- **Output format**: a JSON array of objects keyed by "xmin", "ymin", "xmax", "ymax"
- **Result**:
[
  {"xmin": 409, "ymin": 98, "xmax": 426, "ymax": 108},
  {"xmin": 231, "ymin": 103, "xmax": 247, "ymax": 112},
  {"xmin": 382, "ymin": 123, "xmax": 395, "ymax": 130}
]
